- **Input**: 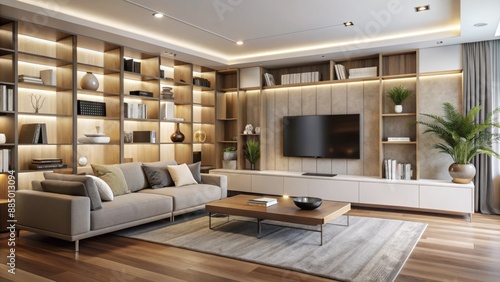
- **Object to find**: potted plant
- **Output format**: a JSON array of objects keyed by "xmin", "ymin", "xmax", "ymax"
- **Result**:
[
  {"xmin": 387, "ymin": 85, "xmax": 412, "ymax": 113},
  {"xmin": 243, "ymin": 140, "xmax": 260, "ymax": 170},
  {"xmin": 223, "ymin": 146, "xmax": 237, "ymax": 160},
  {"xmin": 417, "ymin": 102, "xmax": 500, "ymax": 183}
]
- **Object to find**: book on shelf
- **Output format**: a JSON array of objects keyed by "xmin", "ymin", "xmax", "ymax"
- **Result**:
[
  {"xmin": 31, "ymin": 158, "xmax": 63, "ymax": 164},
  {"xmin": 334, "ymin": 64, "xmax": 347, "ymax": 80},
  {"xmin": 264, "ymin": 73, "xmax": 275, "ymax": 86},
  {"xmin": 0, "ymin": 149, "xmax": 12, "ymax": 172},
  {"xmin": 130, "ymin": 90, "xmax": 153, "ymax": 97},
  {"xmin": 248, "ymin": 197, "xmax": 278, "ymax": 207},
  {"xmin": 28, "ymin": 163, "xmax": 67, "ymax": 170},
  {"xmin": 160, "ymin": 101, "xmax": 175, "ymax": 120},
  {"xmin": 384, "ymin": 159, "xmax": 412, "ymax": 180},
  {"xmin": 19, "ymin": 123, "xmax": 48, "ymax": 144},
  {"xmin": 387, "ymin": 137, "xmax": 411, "ymax": 142},
  {"xmin": 0, "ymin": 85, "xmax": 14, "ymax": 111},
  {"xmin": 124, "ymin": 102, "xmax": 148, "ymax": 119}
]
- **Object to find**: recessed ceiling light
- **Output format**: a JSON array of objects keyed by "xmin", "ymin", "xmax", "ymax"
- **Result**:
[
  {"xmin": 437, "ymin": 41, "xmax": 443, "ymax": 44},
  {"xmin": 473, "ymin": 23, "xmax": 488, "ymax": 27},
  {"xmin": 164, "ymin": 51, "xmax": 176, "ymax": 57},
  {"xmin": 343, "ymin": 22, "xmax": 354, "ymax": 27},
  {"xmin": 236, "ymin": 41, "xmax": 244, "ymax": 45},
  {"xmin": 153, "ymin": 13, "xmax": 164, "ymax": 18},
  {"xmin": 415, "ymin": 5, "xmax": 430, "ymax": 12}
]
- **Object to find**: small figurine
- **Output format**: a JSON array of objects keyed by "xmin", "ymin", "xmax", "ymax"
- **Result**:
[{"xmin": 243, "ymin": 124, "xmax": 253, "ymax": 134}]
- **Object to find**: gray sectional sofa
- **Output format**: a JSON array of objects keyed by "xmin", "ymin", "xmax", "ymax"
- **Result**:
[{"xmin": 15, "ymin": 161, "xmax": 227, "ymax": 252}]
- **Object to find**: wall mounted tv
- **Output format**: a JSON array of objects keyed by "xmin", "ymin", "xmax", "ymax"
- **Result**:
[{"xmin": 283, "ymin": 114, "xmax": 361, "ymax": 159}]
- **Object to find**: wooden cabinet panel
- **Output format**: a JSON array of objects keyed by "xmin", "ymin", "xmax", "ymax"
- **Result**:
[
  {"xmin": 283, "ymin": 177, "xmax": 308, "ymax": 196},
  {"xmin": 308, "ymin": 179, "xmax": 359, "ymax": 203},
  {"xmin": 218, "ymin": 172, "xmax": 252, "ymax": 192}
]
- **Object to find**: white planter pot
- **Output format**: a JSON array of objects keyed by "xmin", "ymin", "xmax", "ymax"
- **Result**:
[{"xmin": 395, "ymin": 105, "xmax": 403, "ymax": 113}]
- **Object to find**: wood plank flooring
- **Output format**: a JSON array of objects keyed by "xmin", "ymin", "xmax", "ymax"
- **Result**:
[{"xmin": 1, "ymin": 208, "xmax": 499, "ymax": 282}]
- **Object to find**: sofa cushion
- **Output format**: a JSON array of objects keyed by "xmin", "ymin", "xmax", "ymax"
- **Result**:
[
  {"xmin": 167, "ymin": 164, "xmax": 198, "ymax": 187},
  {"xmin": 118, "ymin": 162, "xmax": 148, "ymax": 192},
  {"xmin": 188, "ymin": 162, "xmax": 202, "ymax": 183},
  {"xmin": 90, "ymin": 193, "xmax": 173, "ymax": 230},
  {"xmin": 139, "ymin": 184, "xmax": 222, "ymax": 211},
  {"xmin": 41, "ymin": 180, "xmax": 102, "ymax": 211},
  {"xmin": 43, "ymin": 172, "xmax": 102, "ymax": 210},
  {"xmin": 88, "ymin": 175, "xmax": 113, "ymax": 201},
  {"xmin": 142, "ymin": 160, "xmax": 178, "ymax": 167},
  {"xmin": 91, "ymin": 164, "xmax": 130, "ymax": 196},
  {"xmin": 142, "ymin": 165, "xmax": 173, "ymax": 188}
]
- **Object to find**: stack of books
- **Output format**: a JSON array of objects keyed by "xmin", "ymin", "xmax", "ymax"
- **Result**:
[
  {"xmin": 247, "ymin": 197, "xmax": 278, "ymax": 207},
  {"xmin": 29, "ymin": 158, "xmax": 67, "ymax": 170},
  {"xmin": 281, "ymin": 71, "xmax": 321, "ymax": 84},
  {"xmin": 19, "ymin": 123, "xmax": 48, "ymax": 144},
  {"xmin": 384, "ymin": 159, "xmax": 412, "ymax": 180},
  {"xmin": 387, "ymin": 137, "xmax": 411, "ymax": 142},
  {"xmin": 18, "ymin": 74, "xmax": 43, "ymax": 84},
  {"xmin": 161, "ymin": 87, "xmax": 174, "ymax": 100},
  {"xmin": 348, "ymin": 66, "xmax": 377, "ymax": 79}
]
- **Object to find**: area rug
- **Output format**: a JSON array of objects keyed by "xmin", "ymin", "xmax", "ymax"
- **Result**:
[{"xmin": 117, "ymin": 215, "xmax": 426, "ymax": 282}]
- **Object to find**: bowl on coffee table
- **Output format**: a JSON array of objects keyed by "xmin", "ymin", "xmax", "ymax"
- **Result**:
[{"xmin": 292, "ymin": 197, "xmax": 323, "ymax": 210}]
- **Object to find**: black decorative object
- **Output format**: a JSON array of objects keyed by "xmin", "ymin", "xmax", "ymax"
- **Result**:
[
  {"xmin": 292, "ymin": 197, "xmax": 323, "ymax": 210},
  {"xmin": 170, "ymin": 123, "xmax": 185, "ymax": 142},
  {"xmin": 77, "ymin": 100, "xmax": 106, "ymax": 116}
]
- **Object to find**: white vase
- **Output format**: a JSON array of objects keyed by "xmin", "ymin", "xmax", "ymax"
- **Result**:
[
  {"xmin": 0, "ymin": 133, "xmax": 6, "ymax": 144},
  {"xmin": 395, "ymin": 105, "xmax": 403, "ymax": 113},
  {"xmin": 81, "ymin": 72, "xmax": 99, "ymax": 90}
]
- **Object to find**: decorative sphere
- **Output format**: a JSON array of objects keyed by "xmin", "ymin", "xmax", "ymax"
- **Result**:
[{"xmin": 81, "ymin": 72, "xmax": 99, "ymax": 90}]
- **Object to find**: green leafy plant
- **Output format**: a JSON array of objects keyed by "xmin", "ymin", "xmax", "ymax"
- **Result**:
[
  {"xmin": 223, "ymin": 146, "xmax": 236, "ymax": 152},
  {"xmin": 243, "ymin": 140, "xmax": 260, "ymax": 166},
  {"xmin": 416, "ymin": 102, "xmax": 500, "ymax": 164},
  {"xmin": 387, "ymin": 85, "xmax": 412, "ymax": 105}
]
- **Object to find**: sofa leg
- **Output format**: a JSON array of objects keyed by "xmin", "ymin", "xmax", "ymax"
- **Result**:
[
  {"xmin": 75, "ymin": 240, "xmax": 79, "ymax": 252},
  {"xmin": 170, "ymin": 212, "xmax": 174, "ymax": 222}
]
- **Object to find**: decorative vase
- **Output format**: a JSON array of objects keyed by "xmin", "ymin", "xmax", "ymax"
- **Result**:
[
  {"xmin": 250, "ymin": 163, "xmax": 256, "ymax": 170},
  {"xmin": 170, "ymin": 123, "xmax": 185, "ymax": 142},
  {"xmin": 395, "ymin": 105, "xmax": 403, "ymax": 113},
  {"xmin": 0, "ymin": 133, "xmax": 6, "ymax": 144},
  {"xmin": 81, "ymin": 72, "xmax": 99, "ymax": 90},
  {"xmin": 449, "ymin": 163, "xmax": 476, "ymax": 184}
]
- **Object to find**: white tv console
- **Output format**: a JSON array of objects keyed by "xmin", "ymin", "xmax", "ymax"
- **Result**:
[{"xmin": 210, "ymin": 169, "xmax": 474, "ymax": 220}]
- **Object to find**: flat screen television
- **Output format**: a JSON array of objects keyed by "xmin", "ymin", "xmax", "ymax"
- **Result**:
[{"xmin": 283, "ymin": 114, "xmax": 360, "ymax": 159}]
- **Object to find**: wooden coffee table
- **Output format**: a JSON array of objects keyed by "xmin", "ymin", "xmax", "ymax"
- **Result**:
[{"xmin": 205, "ymin": 195, "xmax": 351, "ymax": 245}]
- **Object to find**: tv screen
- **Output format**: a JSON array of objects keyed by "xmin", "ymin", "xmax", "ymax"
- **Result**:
[{"xmin": 283, "ymin": 114, "xmax": 360, "ymax": 159}]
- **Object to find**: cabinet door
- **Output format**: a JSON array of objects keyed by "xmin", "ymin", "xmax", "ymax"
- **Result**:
[
  {"xmin": 284, "ymin": 177, "xmax": 308, "ymax": 196},
  {"xmin": 359, "ymin": 182, "xmax": 419, "ymax": 207},
  {"xmin": 420, "ymin": 185, "xmax": 473, "ymax": 213},
  {"xmin": 220, "ymin": 173, "xmax": 252, "ymax": 192},
  {"xmin": 308, "ymin": 179, "xmax": 359, "ymax": 203},
  {"xmin": 251, "ymin": 175, "xmax": 283, "ymax": 195}
]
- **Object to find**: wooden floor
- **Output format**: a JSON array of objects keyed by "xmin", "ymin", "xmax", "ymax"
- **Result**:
[{"xmin": 1, "ymin": 208, "xmax": 500, "ymax": 282}]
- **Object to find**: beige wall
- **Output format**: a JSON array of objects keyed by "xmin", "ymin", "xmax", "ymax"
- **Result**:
[
  {"xmin": 418, "ymin": 73, "xmax": 462, "ymax": 180},
  {"xmin": 264, "ymin": 81, "xmax": 379, "ymax": 176}
]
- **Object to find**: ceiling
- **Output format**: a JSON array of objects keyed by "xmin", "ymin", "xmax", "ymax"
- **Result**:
[{"xmin": 1, "ymin": 0, "xmax": 499, "ymax": 69}]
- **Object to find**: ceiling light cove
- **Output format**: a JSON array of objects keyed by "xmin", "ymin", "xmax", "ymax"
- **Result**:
[{"xmin": 229, "ymin": 25, "xmax": 460, "ymax": 63}]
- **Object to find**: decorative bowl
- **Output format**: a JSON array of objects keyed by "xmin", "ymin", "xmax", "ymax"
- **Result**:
[{"xmin": 292, "ymin": 197, "xmax": 323, "ymax": 210}]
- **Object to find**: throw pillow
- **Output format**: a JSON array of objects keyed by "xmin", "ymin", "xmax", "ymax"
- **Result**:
[
  {"xmin": 118, "ymin": 162, "xmax": 148, "ymax": 192},
  {"xmin": 142, "ymin": 165, "xmax": 174, "ymax": 188},
  {"xmin": 187, "ymin": 162, "xmax": 202, "ymax": 183},
  {"xmin": 88, "ymin": 175, "xmax": 114, "ymax": 201},
  {"xmin": 43, "ymin": 172, "xmax": 102, "ymax": 210},
  {"xmin": 40, "ymin": 180, "xmax": 102, "ymax": 211},
  {"xmin": 167, "ymin": 164, "xmax": 198, "ymax": 187},
  {"xmin": 91, "ymin": 164, "xmax": 130, "ymax": 196}
]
